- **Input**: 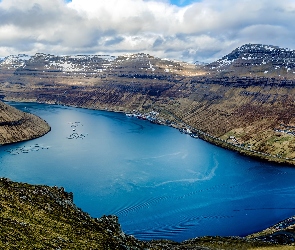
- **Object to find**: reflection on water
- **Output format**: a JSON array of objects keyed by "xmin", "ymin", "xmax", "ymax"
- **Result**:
[{"xmin": 0, "ymin": 102, "xmax": 295, "ymax": 242}]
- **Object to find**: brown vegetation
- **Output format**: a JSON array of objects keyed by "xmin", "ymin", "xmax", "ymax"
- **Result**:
[{"xmin": 0, "ymin": 101, "xmax": 50, "ymax": 145}]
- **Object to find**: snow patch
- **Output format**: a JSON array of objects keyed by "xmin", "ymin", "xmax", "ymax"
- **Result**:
[
  {"xmin": 149, "ymin": 61, "xmax": 155, "ymax": 71},
  {"xmin": 0, "ymin": 54, "xmax": 31, "ymax": 67}
]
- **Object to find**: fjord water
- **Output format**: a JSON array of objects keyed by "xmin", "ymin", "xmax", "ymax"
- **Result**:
[{"xmin": 1, "ymin": 102, "xmax": 295, "ymax": 241}]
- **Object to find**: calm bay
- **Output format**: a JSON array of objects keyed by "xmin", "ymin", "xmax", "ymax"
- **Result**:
[{"xmin": 1, "ymin": 102, "xmax": 295, "ymax": 242}]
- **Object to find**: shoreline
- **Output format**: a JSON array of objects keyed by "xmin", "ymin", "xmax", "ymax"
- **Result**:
[
  {"xmin": 2, "ymin": 99, "xmax": 295, "ymax": 247},
  {"xmin": 4, "ymin": 98, "xmax": 295, "ymax": 166},
  {"xmin": 124, "ymin": 107, "xmax": 295, "ymax": 167},
  {"xmin": 0, "ymin": 102, "xmax": 51, "ymax": 146},
  {"xmin": 0, "ymin": 177, "xmax": 291, "ymax": 248},
  {"xmin": 0, "ymin": 125, "xmax": 51, "ymax": 146}
]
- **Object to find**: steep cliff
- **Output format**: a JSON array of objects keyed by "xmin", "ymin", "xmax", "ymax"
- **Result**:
[
  {"xmin": 0, "ymin": 178, "xmax": 287, "ymax": 249},
  {"xmin": 0, "ymin": 101, "xmax": 50, "ymax": 145}
]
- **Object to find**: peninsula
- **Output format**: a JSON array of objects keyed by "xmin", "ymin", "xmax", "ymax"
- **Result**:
[{"xmin": 0, "ymin": 100, "xmax": 50, "ymax": 145}]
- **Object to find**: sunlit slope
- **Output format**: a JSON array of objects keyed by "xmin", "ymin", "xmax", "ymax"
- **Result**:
[
  {"xmin": 1, "ymin": 44, "xmax": 295, "ymax": 163},
  {"xmin": 0, "ymin": 101, "xmax": 50, "ymax": 144}
]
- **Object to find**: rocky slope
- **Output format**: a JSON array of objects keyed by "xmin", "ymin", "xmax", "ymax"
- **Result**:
[
  {"xmin": 206, "ymin": 44, "xmax": 295, "ymax": 78},
  {"xmin": 1, "ymin": 44, "xmax": 295, "ymax": 164},
  {"xmin": 0, "ymin": 100, "xmax": 50, "ymax": 145},
  {"xmin": 0, "ymin": 177, "xmax": 291, "ymax": 249}
]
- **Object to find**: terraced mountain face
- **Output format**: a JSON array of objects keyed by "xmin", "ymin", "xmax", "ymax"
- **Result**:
[
  {"xmin": 1, "ymin": 44, "xmax": 295, "ymax": 164},
  {"xmin": 0, "ymin": 100, "xmax": 50, "ymax": 145}
]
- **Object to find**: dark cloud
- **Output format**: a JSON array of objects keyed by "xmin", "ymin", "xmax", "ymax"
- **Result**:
[
  {"xmin": 0, "ymin": 0, "xmax": 295, "ymax": 63},
  {"xmin": 104, "ymin": 37, "xmax": 125, "ymax": 46},
  {"xmin": 153, "ymin": 37, "xmax": 165, "ymax": 48}
]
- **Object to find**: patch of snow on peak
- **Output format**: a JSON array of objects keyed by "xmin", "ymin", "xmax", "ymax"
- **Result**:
[
  {"xmin": 1, "ymin": 54, "xmax": 31, "ymax": 67},
  {"xmin": 51, "ymin": 62, "xmax": 78, "ymax": 72},
  {"xmin": 216, "ymin": 58, "xmax": 233, "ymax": 68},
  {"xmin": 148, "ymin": 61, "xmax": 155, "ymax": 71}
]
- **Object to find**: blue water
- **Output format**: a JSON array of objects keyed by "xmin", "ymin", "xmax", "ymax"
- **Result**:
[{"xmin": 1, "ymin": 102, "xmax": 295, "ymax": 242}]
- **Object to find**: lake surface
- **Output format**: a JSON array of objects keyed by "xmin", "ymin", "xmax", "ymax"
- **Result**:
[{"xmin": 1, "ymin": 102, "xmax": 295, "ymax": 242}]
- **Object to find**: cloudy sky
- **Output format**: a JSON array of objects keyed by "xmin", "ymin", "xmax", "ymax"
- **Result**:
[{"xmin": 0, "ymin": 0, "xmax": 295, "ymax": 62}]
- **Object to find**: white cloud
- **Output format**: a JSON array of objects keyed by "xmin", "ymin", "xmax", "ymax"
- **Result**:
[{"xmin": 0, "ymin": 0, "xmax": 295, "ymax": 62}]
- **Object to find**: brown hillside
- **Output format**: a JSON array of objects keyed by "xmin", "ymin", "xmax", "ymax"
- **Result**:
[
  {"xmin": 0, "ymin": 101, "xmax": 50, "ymax": 145},
  {"xmin": 1, "ymin": 45, "xmax": 295, "ymax": 164}
]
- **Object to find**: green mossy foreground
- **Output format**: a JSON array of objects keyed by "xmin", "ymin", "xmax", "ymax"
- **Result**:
[{"xmin": 0, "ymin": 178, "xmax": 294, "ymax": 249}]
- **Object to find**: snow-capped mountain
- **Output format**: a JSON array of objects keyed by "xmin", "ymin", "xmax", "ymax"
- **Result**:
[{"xmin": 206, "ymin": 44, "xmax": 295, "ymax": 77}]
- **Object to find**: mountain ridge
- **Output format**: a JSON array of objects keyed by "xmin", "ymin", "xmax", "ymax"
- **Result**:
[
  {"xmin": 2, "ymin": 43, "xmax": 295, "ymax": 79},
  {"xmin": 1, "ymin": 43, "xmax": 295, "ymax": 164},
  {"xmin": 206, "ymin": 43, "xmax": 295, "ymax": 78}
]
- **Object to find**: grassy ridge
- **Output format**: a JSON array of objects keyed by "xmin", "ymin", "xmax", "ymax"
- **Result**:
[{"xmin": 0, "ymin": 177, "xmax": 293, "ymax": 249}]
